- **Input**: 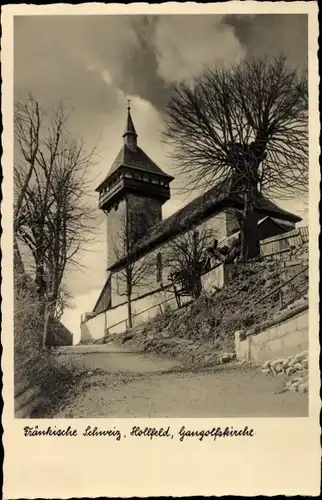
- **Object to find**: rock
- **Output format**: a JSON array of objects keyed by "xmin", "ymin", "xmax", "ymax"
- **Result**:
[
  {"xmin": 282, "ymin": 358, "xmax": 290, "ymax": 369},
  {"xmin": 275, "ymin": 363, "xmax": 283, "ymax": 373},
  {"xmin": 294, "ymin": 350, "xmax": 308, "ymax": 362},
  {"xmin": 286, "ymin": 367, "xmax": 296, "ymax": 376},
  {"xmin": 270, "ymin": 365, "xmax": 279, "ymax": 376},
  {"xmin": 290, "ymin": 377, "xmax": 305, "ymax": 385},
  {"xmin": 293, "ymin": 362, "xmax": 303, "ymax": 371},
  {"xmin": 220, "ymin": 355, "xmax": 231, "ymax": 364},
  {"xmin": 271, "ymin": 358, "xmax": 284, "ymax": 367},
  {"xmin": 301, "ymin": 359, "xmax": 308, "ymax": 369},
  {"xmin": 261, "ymin": 368, "xmax": 271, "ymax": 375},
  {"xmin": 298, "ymin": 382, "xmax": 309, "ymax": 394},
  {"xmin": 262, "ymin": 360, "xmax": 271, "ymax": 369}
]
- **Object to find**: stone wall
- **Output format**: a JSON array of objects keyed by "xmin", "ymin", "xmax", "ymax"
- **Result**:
[
  {"xmin": 80, "ymin": 282, "xmax": 192, "ymax": 342},
  {"xmin": 106, "ymin": 198, "xmax": 127, "ymax": 268},
  {"xmin": 235, "ymin": 306, "xmax": 308, "ymax": 365},
  {"xmin": 201, "ymin": 263, "xmax": 232, "ymax": 294},
  {"xmin": 106, "ymin": 195, "xmax": 163, "ymax": 268},
  {"xmin": 47, "ymin": 317, "xmax": 73, "ymax": 346}
]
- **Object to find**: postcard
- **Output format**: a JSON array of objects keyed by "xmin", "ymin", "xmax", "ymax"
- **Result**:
[{"xmin": 1, "ymin": 2, "xmax": 320, "ymax": 497}]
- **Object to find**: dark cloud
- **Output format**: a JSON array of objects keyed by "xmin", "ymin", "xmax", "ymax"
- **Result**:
[
  {"xmin": 114, "ymin": 16, "xmax": 174, "ymax": 109},
  {"xmin": 14, "ymin": 14, "xmax": 307, "ymax": 116},
  {"xmin": 224, "ymin": 14, "xmax": 308, "ymax": 72}
]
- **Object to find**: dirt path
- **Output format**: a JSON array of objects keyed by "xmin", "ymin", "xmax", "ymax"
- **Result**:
[{"xmin": 53, "ymin": 344, "xmax": 308, "ymax": 418}]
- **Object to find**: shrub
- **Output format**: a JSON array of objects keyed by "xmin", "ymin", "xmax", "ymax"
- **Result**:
[{"xmin": 14, "ymin": 271, "xmax": 78, "ymax": 414}]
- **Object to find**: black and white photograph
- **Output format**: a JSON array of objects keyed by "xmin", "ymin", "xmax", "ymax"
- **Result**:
[
  {"xmin": 11, "ymin": 11, "xmax": 314, "ymax": 420},
  {"xmin": 2, "ymin": 2, "xmax": 320, "ymax": 498}
]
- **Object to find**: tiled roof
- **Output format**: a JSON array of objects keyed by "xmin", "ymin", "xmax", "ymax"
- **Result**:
[
  {"xmin": 108, "ymin": 178, "xmax": 302, "ymax": 271},
  {"xmin": 96, "ymin": 144, "xmax": 172, "ymax": 191}
]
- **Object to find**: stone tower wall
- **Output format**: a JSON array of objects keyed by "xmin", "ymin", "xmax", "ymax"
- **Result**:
[
  {"xmin": 106, "ymin": 194, "xmax": 163, "ymax": 268},
  {"xmin": 127, "ymin": 194, "xmax": 162, "ymax": 243},
  {"xmin": 106, "ymin": 198, "xmax": 127, "ymax": 268}
]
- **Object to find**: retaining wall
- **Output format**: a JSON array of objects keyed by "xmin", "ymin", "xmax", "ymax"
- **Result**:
[
  {"xmin": 80, "ymin": 263, "xmax": 233, "ymax": 342},
  {"xmin": 201, "ymin": 263, "xmax": 232, "ymax": 293},
  {"xmin": 235, "ymin": 306, "xmax": 308, "ymax": 365}
]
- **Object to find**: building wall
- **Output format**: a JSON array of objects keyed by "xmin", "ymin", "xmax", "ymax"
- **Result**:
[
  {"xmin": 80, "ymin": 261, "xmax": 235, "ymax": 342},
  {"xmin": 106, "ymin": 198, "xmax": 127, "ymax": 268},
  {"xmin": 198, "ymin": 211, "xmax": 229, "ymax": 242},
  {"xmin": 110, "ymin": 247, "xmax": 162, "ymax": 308},
  {"xmin": 93, "ymin": 275, "xmax": 112, "ymax": 314},
  {"xmin": 106, "ymin": 194, "xmax": 163, "ymax": 268},
  {"xmin": 109, "ymin": 213, "xmax": 228, "ymax": 309},
  {"xmin": 80, "ymin": 312, "xmax": 107, "ymax": 342},
  {"xmin": 81, "ymin": 284, "xmax": 190, "ymax": 341},
  {"xmin": 127, "ymin": 193, "xmax": 162, "ymax": 242},
  {"xmin": 225, "ymin": 208, "xmax": 241, "ymax": 237},
  {"xmin": 257, "ymin": 218, "xmax": 287, "ymax": 241}
]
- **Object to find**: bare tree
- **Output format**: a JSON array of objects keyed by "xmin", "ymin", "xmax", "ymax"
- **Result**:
[
  {"xmin": 163, "ymin": 55, "xmax": 308, "ymax": 262},
  {"xmin": 165, "ymin": 225, "xmax": 221, "ymax": 299},
  {"xmin": 14, "ymin": 96, "xmax": 97, "ymax": 347},
  {"xmin": 112, "ymin": 208, "xmax": 155, "ymax": 329}
]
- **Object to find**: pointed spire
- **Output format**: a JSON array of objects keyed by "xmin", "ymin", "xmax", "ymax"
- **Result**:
[{"xmin": 123, "ymin": 100, "xmax": 137, "ymax": 150}]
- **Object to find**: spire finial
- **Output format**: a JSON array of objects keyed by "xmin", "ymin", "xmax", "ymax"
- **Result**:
[{"xmin": 123, "ymin": 99, "xmax": 137, "ymax": 149}]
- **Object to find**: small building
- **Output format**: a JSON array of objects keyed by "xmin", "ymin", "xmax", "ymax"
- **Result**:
[{"xmin": 81, "ymin": 107, "xmax": 302, "ymax": 342}]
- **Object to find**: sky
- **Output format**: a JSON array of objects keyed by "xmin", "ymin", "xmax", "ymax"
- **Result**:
[{"xmin": 14, "ymin": 14, "xmax": 309, "ymax": 342}]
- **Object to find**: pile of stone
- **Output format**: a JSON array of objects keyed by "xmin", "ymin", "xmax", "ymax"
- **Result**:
[
  {"xmin": 284, "ymin": 375, "xmax": 309, "ymax": 394},
  {"xmin": 261, "ymin": 350, "xmax": 308, "ymax": 394},
  {"xmin": 217, "ymin": 352, "xmax": 237, "ymax": 364}
]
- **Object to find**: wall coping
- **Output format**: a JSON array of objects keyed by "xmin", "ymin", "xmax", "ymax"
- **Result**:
[{"xmin": 241, "ymin": 302, "xmax": 309, "ymax": 340}]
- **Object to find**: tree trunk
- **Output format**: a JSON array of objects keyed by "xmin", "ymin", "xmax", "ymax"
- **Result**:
[
  {"xmin": 127, "ymin": 295, "xmax": 133, "ymax": 329},
  {"xmin": 240, "ymin": 196, "xmax": 260, "ymax": 262},
  {"xmin": 191, "ymin": 272, "xmax": 202, "ymax": 299},
  {"xmin": 42, "ymin": 303, "xmax": 50, "ymax": 350}
]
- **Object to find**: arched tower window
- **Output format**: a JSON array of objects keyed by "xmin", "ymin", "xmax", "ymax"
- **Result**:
[{"xmin": 156, "ymin": 252, "xmax": 163, "ymax": 282}]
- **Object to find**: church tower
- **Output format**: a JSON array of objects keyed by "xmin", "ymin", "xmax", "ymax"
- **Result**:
[{"xmin": 96, "ymin": 103, "xmax": 174, "ymax": 268}]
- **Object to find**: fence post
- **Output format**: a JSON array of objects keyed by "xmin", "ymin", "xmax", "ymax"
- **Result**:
[{"xmin": 279, "ymin": 289, "xmax": 283, "ymax": 309}]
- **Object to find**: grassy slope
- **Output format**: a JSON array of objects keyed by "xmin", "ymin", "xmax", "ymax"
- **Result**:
[{"xmin": 116, "ymin": 244, "xmax": 308, "ymax": 366}]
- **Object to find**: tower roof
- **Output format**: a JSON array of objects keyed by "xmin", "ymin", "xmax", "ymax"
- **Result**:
[{"xmin": 96, "ymin": 104, "xmax": 173, "ymax": 192}]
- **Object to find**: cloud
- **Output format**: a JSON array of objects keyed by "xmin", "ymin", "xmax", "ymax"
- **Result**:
[
  {"xmin": 224, "ymin": 14, "xmax": 308, "ymax": 72},
  {"xmin": 14, "ymin": 14, "xmax": 308, "ymax": 335},
  {"xmin": 151, "ymin": 15, "xmax": 246, "ymax": 83}
]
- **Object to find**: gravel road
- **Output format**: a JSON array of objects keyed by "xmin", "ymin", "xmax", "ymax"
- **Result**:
[{"xmin": 52, "ymin": 344, "xmax": 308, "ymax": 418}]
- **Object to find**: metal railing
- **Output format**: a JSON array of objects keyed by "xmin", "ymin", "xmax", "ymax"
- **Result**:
[{"xmin": 254, "ymin": 265, "xmax": 308, "ymax": 308}]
